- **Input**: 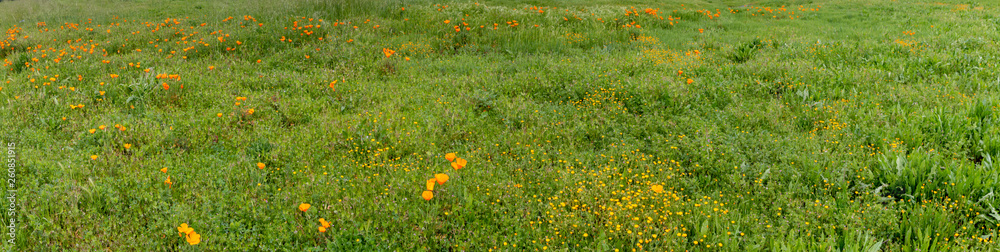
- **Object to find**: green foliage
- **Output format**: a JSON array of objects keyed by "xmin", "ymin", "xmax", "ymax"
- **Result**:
[{"xmin": 2, "ymin": 0, "xmax": 1000, "ymax": 250}]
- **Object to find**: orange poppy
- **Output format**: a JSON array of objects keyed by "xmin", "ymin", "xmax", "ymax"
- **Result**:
[
  {"xmin": 257, "ymin": 162, "xmax": 265, "ymax": 169},
  {"xmin": 451, "ymin": 158, "xmax": 467, "ymax": 170},
  {"xmin": 177, "ymin": 223, "xmax": 194, "ymax": 237},
  {"xmin": 426, "ymin": 178, "xmax": 436, "ymax": 191},
  {"xmin": 318, "ymin": 226, "xmax": 327, "ymax": 232},
  {"xmin": 383, "ymin": 48, "xmax": 395, "ymax": 58},
  {"xmin": 298, "ymin": 203, "xmax": 311, "ymax": 212},
  {"xmin": 686, "ymin": 79, "xmax": 694, "ymax": 84},
  {"xmin": 186, "ymin": 231, "xmax": 201, "ymax": 245},
  {"xmin": 422, "ymin": 190, "xmax": 433, "ymax": 200},
  {"xmin": 651, "ymin": 184, "xmax": 664, "ymax": 193},
  {"xmin": 165, "ymin": 176, "xmax": 173, "ymax": 188},
  {"xmin": 435, "ymin": 174, "xmax": 449, "ymax": 185},
  {"xmin": 160, "ymin": 167, "xmax": 168, "ymax": 173},
  {"xmin": 90, "ymin": 155, "xmax": 98, "ymax": 160},
  {"xmin": 445, "ymin": 153, "xmax": 457, "ymax": 162}
]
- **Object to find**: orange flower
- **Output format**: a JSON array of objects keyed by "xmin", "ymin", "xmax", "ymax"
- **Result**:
[
  {"xmin": 217, "ymin": 113, "xmax": 223, "ymax": 117},
  {"xmin": 162, "ymin": 83, "xmax": 169, "ymax": 90},
  {"xmin": 318, "ymin": 226, "xmax": 327, "ymax": 233},
  {"xmin": 699, "ymin": 28, "xmax": 704, "ymax": 33},
  {"xmin": 298, "ymin": 203, "xmax": 311, "ymax": 212},
  {"xmin": 435, "ymin": 173, "xmax": 449, "ymax": 185},
  {"xmin": 422, "ymin": 190, "xmax": 433, "ymax": 200},
  {"xmin": 444, "ymin": 20, "xmax": 451, "ymax": 24},
  {"xmin": 177, "ymin": 223, "xmax": 194, "ymax": 237},
  {"xmin": 186, "ymin": 231, "xmax": 201, "ymax": 245},
  {"xmin": 445, "ymin": 153, "xmax": 457, "ymax": 162},
  {"xmin": 426, "ymin": 178, "xmax": 436, "ymax": 191},
  {"xmin": 247, "ymin": 109, "xmax": 255, "ymax": 115},
  {"xmin": 124, "ymin": 143, "xmax": 132, "ymax": 149},
  {"xmin": 165, "ymin": 176, "xmax": 173, "ymax": 187},
  {"xmin": 319, "ymin": 218, "xmax": 331, "ymax": 228},
  {"xmin": 329, "ymin": 80, "xmax": 338, "ymax": 90},
  {"xmin": 686, "ymin": 78, "xmax": 694, "ymax": 84},
  {"xmin": 161, "ymin": 167, "xmax": 168, "ymax": 173},
  {"xmin": 90, "ymin": 155, "xmax": 98, "ymax": 160},
  {"xmin": 89, "ymin": 129, "xmax": 96, "ymax": 134},
  {"xmin": 257, "ymin": 162, "xmax": 265, "ymax": 169},
  {"xmin": 451, "ymin": 158, "xmax": 468, "ymax": 170},
  {"xmin": 383, "ymin": 48, "xmax": 395, "ymax": 58},
  {"xmin": 99, "ymin": 125, "xmax": 107, "ymax": 130},
  {"xmin": 651, "ymin": 184, "xmax": 664, "ymax": 193},
  {"xmin": 677, "ymin": 70, "xmax": 683, "ymax": 76}
]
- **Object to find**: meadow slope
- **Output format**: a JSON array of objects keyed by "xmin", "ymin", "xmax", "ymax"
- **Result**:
[{"xmin": 1, "ymin": 0, "xmax": 1000, "ymax": 250}]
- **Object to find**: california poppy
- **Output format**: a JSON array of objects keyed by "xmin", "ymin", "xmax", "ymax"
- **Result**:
[
  {"xmin": 445, "ymin": 153, "xmax": 457, "ymax": 162},
  {"xmin": 422, "ymin": 190, "xmax": 433, "ymax": 200},
  {"xmin": 651, "ymin": 184, "xmax": 664, "ymax": 193},
  {"xmin": 686, "ymin": 79, "xmax": 694, "ymax": 84},
  {"xmin": 177, "ymin": 223, "xmax": 193, "ymax": 237},
  {"xmin": 318, "ymin": 226, "xmax": 327, "ymax": 232},
  {"xmin": 90, "ymin": 155, "xmax": 98, "ymax": 160},
  {"xmin": 257, "ymin": 162, "xmax": 265, "ymax": 169},
  {"xmin": 186, "ymin": 231, "xmax": 201, "ymax": 245},
  {"xmin": 319, "ymin": 218, "xmax": 331, "ymax": 228},
  {"xmin": 383, "ymin": 48, "xmax": 395, "ymax": 58},
  {"xmin": 299, "ymin": 203, "xmax": 311, "ymax": 212},
  {"xmin": 451, "ymin": 158, "xmax": 467, "ymax": 170},
  {"xmin": 165, "ymin": 176, "xmax": 173, "ymax": 188},
  {"xmin": 426, "ymin": 178, "xmax": 436, "ymax": 191},
  {"xmin": 434, "ymin": 174, "xmax": 449, "ymax": 185},
  {"xmin": 161, "ymin": 167, "xmax": 168, "ymax": 173}
]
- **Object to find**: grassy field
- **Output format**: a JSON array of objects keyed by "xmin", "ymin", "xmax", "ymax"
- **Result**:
[{"xmin": 1, "ymin": 0, "xmax": 999, "ymax": 250}]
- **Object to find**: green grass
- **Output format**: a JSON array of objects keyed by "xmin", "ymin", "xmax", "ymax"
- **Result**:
[{"xmin": 1, "ymin": 0, "xmax": 1000, "ymax": 250}]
